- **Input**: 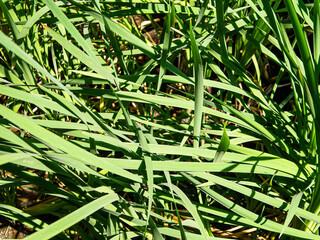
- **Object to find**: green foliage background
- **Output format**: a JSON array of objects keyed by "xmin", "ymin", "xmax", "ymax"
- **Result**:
[{"xmin": 0, "ymin": 0, "xmax": 320, "ymax": 239}]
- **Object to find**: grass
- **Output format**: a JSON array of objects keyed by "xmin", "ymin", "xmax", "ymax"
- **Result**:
[{"xmin": 0, "ymin": 0, "xmax": 319, "ymax": 239}]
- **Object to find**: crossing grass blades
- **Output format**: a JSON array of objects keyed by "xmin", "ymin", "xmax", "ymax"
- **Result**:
[{"xmin": 0, "ymin": 0, "xmax": 320, "ymax": 239}]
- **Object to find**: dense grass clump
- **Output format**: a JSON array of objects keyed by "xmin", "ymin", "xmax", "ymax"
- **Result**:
[{"xmin": 0, "ymin": 0, "xmax": 320, "ymax": 239}]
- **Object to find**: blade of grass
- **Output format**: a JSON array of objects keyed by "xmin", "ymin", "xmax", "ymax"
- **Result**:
[
  {"xmin": 279, "ymin": 191, "xmax": 304, "ymax": 237},
  {"xmin": 133, "ymin": 121, "xmax": 154, "ymax": 227},
  {"xmin": 42, "ymin": 24, "xmax": 116, "ymax": 85},
  {"xmin": 43, "ymin": 0, "xmax": 100, "ymax": 65},
  {"xmin": 181, "ymin": 172, "xmax": 320, "ymax": 239},
  {"xmin": 190, "ymin": 20, "xmax": 203, "ymax": 149},
  {"xmin": 162, "ymin": 183, "xmax": 210, "ymax": 239},
  {"xmin": 0, "ymin": 0, "xmax": 37, "ymax": 89},
  {"xmin": 0, "ymin": 29, "xmax": 129, "ymax": 144},
  {"xmin": 24, "ymin": 193, "xmax": 119, "ymax": 240},
  {"xmin": 314, "ymin": 0, "xmax": 320, "ymax": 81},
  {"xmin": 157, "ymin": 1, "xmax": 175, "ymax": 92},
  {"xmin": 0, "ymin": 152, "xmax": 37, "ymax": 166},
  {"xmin": 163, "ymin": 171, "xmax": 187, "ymax": 240},
  {"xmin": 213, "ymin": 123, "xmax": 230, "ymax": 163},
  {"xmin": 0, "ymin": 104, "xmax": 142, "ymax": 183}
]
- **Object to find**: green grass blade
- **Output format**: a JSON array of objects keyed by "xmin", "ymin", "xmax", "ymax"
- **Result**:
[
  {"xmin": 0, "ymin": 28, "xmax": 123, "ymax": 140},
  {"xmin": 157, "ymin": 2, "xmax": 174, "ymax": 92},
  {"xmin": 67, "ymin": 0, "xmax": 158, "ymax": 59},
  {"xmin": 183, "ymin": 173, "xmax": 320, "ymax": 239},
  {"xmin": 314, "ymin": 0, "xmax": 320, "ymax": 81},
  {"xmin": 43, "ymin": 0, "xmax": 100, "ymax": 64},
  {"xmin": 194, "ymin": 0, "xmax": 209, "ymax": 28},
  {"xmin": 189, "ymin": 21, "xmax": 204, "ymax": 149},
  {"xmin": 0, "ymin": 104, "xmax": 142, "ymax": 183},
  {"xmin": 43, "ymin": 25, "xmax": 116, "ymax": 85},
  {"xmin": 190, "ymin": 172, "xmax": 320, "ymax": 226},
  {"xmin": 280, "ymin": 191, "xmax": 304, "ymax": 237},
  {"xmin": 283, "ymin": 0, "xmax": 316, "ymax": 98},
  {"xmin": 24, "ymin": 193, "xmax": 119, "ymax": 240},
  {"xmin": 133, "ymin": 121, "xmax": 154, "ymax": 226},
  {"xmin": 0, "ymin": 204, "xmax": 48, "ymax": 231},
  {"xmin": 18, "ymin": 2, "xmax": 64, "ymax": 40},
  {"xmin": 0, "ymin": 153, "xmax": 37, "ymax": 166},
  {"xmin": 164, "ymin": 183, "xmax": 210, "ymax": 239},
  {"xmin": 163, "ymin": 171, "xmax": 187, "ymax": 240},
  {"xmin": 213, "ymin": 123, "xmax": 230, "ymax": 163}
]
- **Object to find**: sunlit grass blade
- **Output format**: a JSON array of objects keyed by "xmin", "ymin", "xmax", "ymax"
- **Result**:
[
  {"xmin": 163, "ymin": 171, "xmax": 187, "ymax": 240},
  {"xmin": 194, "ymin": 0, "xmax": 209, "ymax": 28},
  {"xmin": 1, "ymin": 0, "xmax": 320, "ymax": 238},
  {"xmin": 67, "ymin": 0, "xmax": 158, "ymax": 59},
  {"xmin": 190, "ymin": 172, "xmax": 320, "ymax": 227},
  {"xmin": 213, "ymin": 123, "xmax": 230, "ymax": 163},
  {"xmin": 0, "ymin": 152, "xmax": 37, "ymax": 166},
  {"xmin": 190, "ymin": 20, "xmax": 204, "ymax": 149},
  {"xmin": 18, "ymin": 3, "xmax": 63, "ymax": 40},
  {"xmin": 283, "ymin": 0, "xmax": 318, "ymax": 115},
  {"xmin": 43, "ymin": 24, "xmax": 116, "ymax": 85},
  {"xmin": 43, "ymin": 0, "xmax": 101, "ymax": 65},
  {"xmin": 280, "ymin": 191, "xmax": 304, "ymax": 237},
  {"xmin": 0, "ymin": 104, "xmax": 142, "ymax": 183},
  {"xmin": 182, "ymin": 172, "xmax": 320, "ymax": 239},
  {"xmin": 0, "ymin": 1, "xmax": 37, "ymax": 89},
  {"xmin": 24, "ymin": 193, "xmax": 119, "ymax": 240},
  {"xmin": 0, "ymin": 204, "xmax": 48, "ymax": 231},
  {"xmin": 0, "ymin": 1, "xmax": 20, "ymax": 39},
  {"xmin": 133, "ymin": 121, "xmax": 154, "ymax": 227}
]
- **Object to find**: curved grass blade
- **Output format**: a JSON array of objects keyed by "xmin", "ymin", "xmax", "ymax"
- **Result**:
[
  {"xmin": 163, "ymin": 171, "xmax": 187, "ymax": 240},
  {"xmin": 190, "ymin": 172, "xmax": 320, "ymax": 227},
  {"xmin": 66, "ymin": 0, "xmax": 158, "ymax": 59},
  {"xmin": 0, "ymin": 0, "xmax": 37, "ymax": 89}
]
